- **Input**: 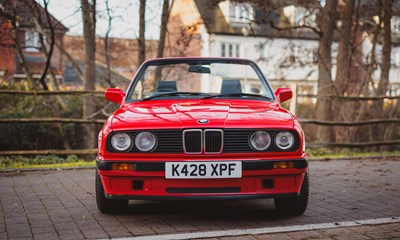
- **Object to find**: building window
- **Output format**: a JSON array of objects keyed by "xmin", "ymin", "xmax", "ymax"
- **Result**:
[
  {"xmin": 229, "ymin": 2, "xmax": 253, "ymax": 23},
  {"xmin": 221, "ymin": 43, "xmax": 226, "ymax": 57},
  {"xmin": 287, "ymin": 45, "xmax": 299, "ymax": 64},
  {"xmin": 25, "ymin": 31, "xmax": 40, "ymax": 52},
  {"xmin": 309, "ymin": 49, "xmax": 318, "ymax": 64},
  {"xmin": 257, "ymin": 43, "xmax": 268, "ymax": 61},
  {"xmin": 284, "ymin": 6, "xmax": 316, "ymax": 28},
  {"xmin": 391, "ymin": 50, "xmax": 400, "ymax": 67},
  {"xmin": 392, "ymin": 16, "xmax": 400, "ymax": 34},
  {"xmin": 228, "ymin": 44, "xmax": 233, "ymax": 57},
  {"xmin": 221, "ymin": 43, "xmax": 241, "ymax": 57}
]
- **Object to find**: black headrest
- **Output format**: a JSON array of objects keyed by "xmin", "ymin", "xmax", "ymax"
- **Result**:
[
  {"xmin": 220, "ymin": 80, "xmax": 242, "ymax": 94},
  {"xmin": 157, "ymin": 81, "xmax": 177, "ymax": 92}
]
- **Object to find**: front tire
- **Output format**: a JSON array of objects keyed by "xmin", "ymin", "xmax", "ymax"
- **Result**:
[
  {"xmin": 96, "ymin": 170, "xmax": 128, "ymax": 214},
  {"xmin": 274, "ymin": 173, "xmax": 309, "ymax": 215}
]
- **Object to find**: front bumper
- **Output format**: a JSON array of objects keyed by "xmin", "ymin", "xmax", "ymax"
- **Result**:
[{"xmin": 97, "ymin": 158, "xmax": 308, "ymax": 200}]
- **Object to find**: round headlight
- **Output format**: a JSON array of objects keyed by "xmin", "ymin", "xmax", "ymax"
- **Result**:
[
  {"xmin": 249, "ymin": 131, "xmax": 271, "ymax": 151},
  {"xmin": 135, "ymin": 131, "xmax": 157, "ymax": 152},
  {"xmin": 111, "ymin": 132, "xmax": 132, "ymax": 151},
  {"xmin": 275, "ymin": 131, "xmax": 294, "ymax": 150}
]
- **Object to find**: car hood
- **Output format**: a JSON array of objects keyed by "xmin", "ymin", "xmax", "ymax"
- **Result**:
[{"xmin": 110, "ymin": 100, "xmax": 294, "ymax": 131}]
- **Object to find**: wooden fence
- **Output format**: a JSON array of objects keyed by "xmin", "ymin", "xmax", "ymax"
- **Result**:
[{"xmin": 0, "ymin": 90, "xmax": 399, "ymax": 155}]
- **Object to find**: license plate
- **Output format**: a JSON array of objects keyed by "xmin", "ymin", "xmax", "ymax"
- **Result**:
[{"xmin": 165, "ymin": 162, "xmax": 242, "ymax": 179}]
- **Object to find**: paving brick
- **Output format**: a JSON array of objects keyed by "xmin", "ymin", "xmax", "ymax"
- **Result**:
[
  {"xmin": 287, "ymin": 230, "xmax": 325, "ymax": 240},
  {"xmin": 106, "ymin": 230, "xmax": 132, "ymax": 238},
  {"xmin": 33, "ymin": 232, "xmax": 59, "ymax": 240},
  {"xmin": 364, "ymin": 232, "xmax": 396, "ymax": 239},
  {"xmin": 31, "ymin": 226, "xmax": 56, "ymax": 234},
  {"xmin": 334, "ymin": 234, "xmax": 372, "ymax": 240},
  {"xmin": 4, "ymin": 216, "xmax": 29, "ymax": 225},
  {"xmin": 81, "ymin": 229, "xmax": 109, "ymax": 239},
  {"xmin": 317, "ymin": 227, "xmax": 355, "ymax": 236},
  {"xmin": 255, "ymin": 233, "xmax": 294, "ymax": 240},
  {"xmin": 57, "ymin": 229, "xmax": 83, "ymax": 237},
  {"xmin": 29, "ymin": 219, "xmax": 53, "ymax": 229},
  {"xmin": 0, "ymin": 232, "xmax": 7, "ymax": 240},
  {"xmin": 6, "ymin": 223, "xmax": 32, "ymax": 238},
  {"xmin": 221, "ymin": 235, "xmax": 258, "ymax": 240},
  {"xmin": 59, "ymin": 234, "xmax": 85, "ymax": 240}
]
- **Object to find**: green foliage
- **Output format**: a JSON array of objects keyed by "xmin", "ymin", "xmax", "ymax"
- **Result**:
[
  {"xmin": 307, "ymin": 147, "xmax": 400, "ymax": 159},
  {"xmin": 0, "ymin": 83, "xmax": 85, "ymax": 151},
  {"xmin": 0, "ymin": 155, "xmax": 95, "ymax": 169},
  {"xmin": 65, "ymin": 154, "xmax": 79, "ymax": 163}
]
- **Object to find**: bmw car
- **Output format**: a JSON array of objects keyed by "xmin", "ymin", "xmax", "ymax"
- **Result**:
[{"xmin": 96, "ymin": 57, "xmax": 309, "ymax": 215}]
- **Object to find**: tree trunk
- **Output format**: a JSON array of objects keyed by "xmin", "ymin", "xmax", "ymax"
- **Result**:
[
  {"xmin": 315, "ymin": 0, "xmax": 337, "ymax": 143},
  {"xmin": 154, "ymin": 0, "xmax": 173, "ymax": 81},
  {"xmin": 377, "ymin": 0, "xmax": 392, "ymax": 144},
  {"xmin": 349, "ymin": 12, "xmax": 381, "ymax": 142},
  {"xmin": 104, "ymin": 0, "xmax": 114, "ymax": 87},
  {"xmin": 138, "ymin": 0, "xmax": 146, "ymax": 66},
  {"xmin": 377, "ymin": 0, "xmax": 391, "ymax": 96},
  {"xmin": 334, "ymin": 0, "xmax": 354, "ymax": 96},
  {"xmin": 81, "ymin": 0, "xmax": 97, "ymax": 150},
  {"xmin": 157, "ymin": 0, "xmax": 171, "ymax": 58}
]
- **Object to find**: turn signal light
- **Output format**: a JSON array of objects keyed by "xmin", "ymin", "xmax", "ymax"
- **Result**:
[
  {"xmin": 112, "ymin": 163, "xmax": 134, "ymax": 170},
  {"xmin": 273, "ymin": 161, "xmax": 295, "ymax": 169}
]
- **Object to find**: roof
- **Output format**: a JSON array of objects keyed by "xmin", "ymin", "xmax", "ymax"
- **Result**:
[
  {"xmin": 192, "ymin": 0, "xmax": 400, "ymax": 40},
  {"xmin": 64, "ymin": 35, "xmax": 158, "ymax": 79},
  {"xmin": 192, "ymin": 0, "xmax": 320, "ymax": 40},
  {"xmin": 63, "ymin": 61, "xmax": 130, "ymax": 87},
  {"xmin": 0, "ymin": 0, "xmax": 68, "ymax": 32},
  {"xmin": 14, "ymin": 55, "xmax": 63, "ymax": 75}
]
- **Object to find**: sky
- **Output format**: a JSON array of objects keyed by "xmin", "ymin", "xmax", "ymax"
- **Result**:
[{"xmin": 45, "ymin": 0, "xmax": 164, "ymax": 40}]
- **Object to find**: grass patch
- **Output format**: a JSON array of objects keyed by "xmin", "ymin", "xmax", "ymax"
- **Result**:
[
  {"xmin": 0, "ymin": 155, "xmax": 95, "ymax": 170},
  {"xmin": 307, "ymin": 148, "xmax": 400, "ymax": 159}
]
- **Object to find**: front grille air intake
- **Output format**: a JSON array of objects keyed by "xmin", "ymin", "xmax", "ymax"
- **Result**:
[
  {"xmin": 183, "ymin": 129, "xmax": 202, "ymax": 154},
  {"xmin": 204, "ymin": 129, "xmax": 223, "ymax": 153},
  {"xmin": 183, "ymin": 129, "xmax": 224, "ymax": 154}
]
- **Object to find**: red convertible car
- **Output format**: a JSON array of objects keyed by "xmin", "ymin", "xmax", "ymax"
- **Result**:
[{"xmin": 96, "ymin": 57, "xmax": 308, "ymax": 215}]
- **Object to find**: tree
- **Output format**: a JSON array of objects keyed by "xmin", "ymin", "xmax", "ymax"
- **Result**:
[
  {"xmin": 155, "ymin": 0, "xmax": 174, "ymax": 81},
  {"xmin": 81, "ymin": 0, "xmax": 97, "ymax": 150},
  {"xmin": 334, "ymin": 0, "xmax": 355, "ymax": 96},
  {"xmin": 157, "ymin": 0, "xmax": 173, "ymax": 58},
  {"xmin": 104, "ymin": 0, "xmax": 114, "ymax": 87},
  {"xmin": 315, "ymin": 0, "xmax": 337, "ymax": 143},
  {"xmin": 0, "ymin": 0, "xmax": 36, "ymax": 89},
  {"xmin": 138, "ymin": 0, "xmax": 146, "ymax": 65}
]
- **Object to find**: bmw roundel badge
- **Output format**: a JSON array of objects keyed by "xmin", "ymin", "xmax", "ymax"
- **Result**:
[{"xmin": 197, "ymin": 119, "xmax": 209, "ymax": 124}]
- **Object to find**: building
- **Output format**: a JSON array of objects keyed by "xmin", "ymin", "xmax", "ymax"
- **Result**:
[
  {"xmin": 167, "ymin": 0, "xmax": 400, "ymax": 96},
  {"xmin": 0, "ymin": 0, "xmax": 157, "ymax": 90},
  {"xmin": 0, "ymin": 0, "xmax": 68, "ymax": 84},
  {"xmin": 62, "ymin": 36, "xmax": 158, "ymax": 90}
]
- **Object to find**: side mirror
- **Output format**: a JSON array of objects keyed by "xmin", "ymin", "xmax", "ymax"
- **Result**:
[
  {"xmin": 275, "ymin": 87, "xmax": 292, "ymax": 103},
  {"xmin": 105, "ymin": 88, "xmax": 125, "ymax": 104}
]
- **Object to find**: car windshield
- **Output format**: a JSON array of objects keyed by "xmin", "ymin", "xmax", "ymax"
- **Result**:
[{"xmin": 126, "ymin": 59, "xmax": 274, "ymax": 101}]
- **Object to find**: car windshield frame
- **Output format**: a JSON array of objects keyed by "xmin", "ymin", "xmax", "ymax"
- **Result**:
[{"xmin": 124, "ymin": 58, "xmax": 276, "ymax": 103}]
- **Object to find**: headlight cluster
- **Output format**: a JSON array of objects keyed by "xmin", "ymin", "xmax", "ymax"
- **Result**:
[
  {"xmin": 110, "ymin": 131, "xmax": 157, "ymax": 152},
  {"xmin": 249, "ymin": 130, "xmax": 295, "ymax": 151}
]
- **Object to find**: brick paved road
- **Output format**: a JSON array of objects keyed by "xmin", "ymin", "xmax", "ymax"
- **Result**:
[{"xmin": 0, "ymin": 158, "xmax": 399, "ymax": 239}]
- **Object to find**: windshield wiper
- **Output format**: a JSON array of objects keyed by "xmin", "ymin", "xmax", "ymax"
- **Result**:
[
  {"xmin": 202, "ymin": 93, "xmax": 272, "ymax": 100},
  {"xmin": 141, "ymin": 92, "xmax": 206, "ymax": 101}
]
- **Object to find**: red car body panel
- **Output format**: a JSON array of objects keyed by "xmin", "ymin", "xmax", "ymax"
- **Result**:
[{"xmin": 97, "ymin": 57, "xmax": 308, "ymax": 201}]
